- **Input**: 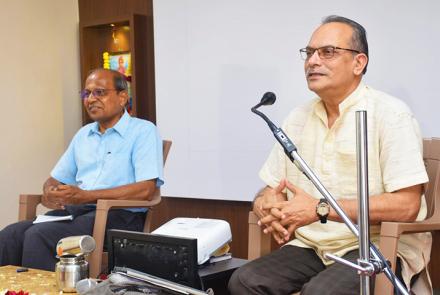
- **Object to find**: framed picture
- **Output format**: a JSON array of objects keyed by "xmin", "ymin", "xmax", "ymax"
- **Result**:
[
  {"xmin": 103, "ymin": 51, "xmax": 133, "ymax": 113},
  {"xmin": 107, "ymin": 52, "xmax": 131, "ymax": 76}
]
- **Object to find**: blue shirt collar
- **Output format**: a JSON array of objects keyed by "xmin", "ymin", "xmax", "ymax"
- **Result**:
[{"xmin": 88, "ymin": 109, "xmax": 131, "ymax": 137}]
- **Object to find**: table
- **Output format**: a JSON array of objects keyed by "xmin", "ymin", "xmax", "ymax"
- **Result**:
[
  {"xmin": 0, "ymin": 258, "xmax": 247, "ymax": 295},
  {"xmin": 0, "ymin": 265, "xmax": 67, "ymax": 295}
]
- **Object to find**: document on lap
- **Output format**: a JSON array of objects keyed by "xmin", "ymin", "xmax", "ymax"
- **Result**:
[{"xmin": 33, "ymin": 215, "xmax": 73, "ymax": 224}]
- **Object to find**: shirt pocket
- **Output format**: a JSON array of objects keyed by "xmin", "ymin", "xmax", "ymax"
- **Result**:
[
  {"xmin": 335, "ymin": 140, "xmax": 358, "ymax": 198},
  {"xmin": 99, "ymin": 152, "xmax": 135, "ymax": 188}
]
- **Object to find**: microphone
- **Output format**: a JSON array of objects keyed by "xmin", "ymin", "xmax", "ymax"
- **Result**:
[
  {"xmin": 251, "ymin": 92, "xmax": 278, "ymax": 131},
  {"xmin": 259, "ymin": 91, "xmax": 276, "ymax": 106},
  {"xmin": 251, "ymin": 92, "xmax": 297, "ymax": 157},
  {"xmin": 251, "ymin": 92, "xmax": 276, "ymax": 112}
]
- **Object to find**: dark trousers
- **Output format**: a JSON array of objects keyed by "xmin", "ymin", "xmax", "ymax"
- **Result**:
[
  {"xmin": 228, "ymin": 245, "xmax": 405, "ymax": 295},
  {"xmin": 0, "ymin": 209, "xmax": 145, "ymax": 271}
]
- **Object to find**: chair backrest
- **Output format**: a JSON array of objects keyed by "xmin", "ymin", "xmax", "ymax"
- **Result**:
[
  {"xmin": 423, "ymin": 138, "xmax": 440, "ymax": 220},
  {"xmin": 143, "ymin": 139, "xmax": 172, "ymax": 232}
]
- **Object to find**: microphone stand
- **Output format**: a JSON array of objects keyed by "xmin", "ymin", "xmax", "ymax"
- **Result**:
[{"xmin": 252, "ymin": 105, "xmax": 409, "ymax": 295}]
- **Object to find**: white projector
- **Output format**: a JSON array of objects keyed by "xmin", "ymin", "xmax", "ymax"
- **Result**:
[{"xmin": 152, "ymin": 217, "xmax": 232, "ymax": 265}]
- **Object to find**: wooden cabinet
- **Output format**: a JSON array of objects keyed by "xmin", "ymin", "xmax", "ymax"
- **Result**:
[{"xmin": 79, "ymin": 13, "xmax": 156, "ymax": 124}]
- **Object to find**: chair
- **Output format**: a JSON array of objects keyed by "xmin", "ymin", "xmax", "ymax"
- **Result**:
[
  {"xmin": 18, "ymin": 140, "xmax": 172, "ymax": 278},
  {"xmin": 248, "ymin": 138, "xmax": 440, "ymax": 294},
  {"xmin": 374, "ymin": 137, "xmax": 440, "ymax": 294}
]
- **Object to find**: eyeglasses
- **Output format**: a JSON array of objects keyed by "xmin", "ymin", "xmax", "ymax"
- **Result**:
[
  {"xmin": 299, "ymin": 46, "xmax": 360, "ymax": 60},
  {"xmin": 80, "ymin": 88, "xmax": 118, "ymax": 100}
]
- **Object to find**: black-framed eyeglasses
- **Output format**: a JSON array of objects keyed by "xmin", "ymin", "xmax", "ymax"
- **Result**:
[
  {"xmin": 80, "ymin": 88, "xmax": 118, "ymax": 100},
  {"xmin": 299, "ymin": 46, "xmax": 360, "ymax": 60}
]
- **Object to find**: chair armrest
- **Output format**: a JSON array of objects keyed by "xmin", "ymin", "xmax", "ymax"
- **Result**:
[
  {"xmin": 248, "ymin": 211, "xmax": 272, "ymax": 260},
  {"xmin": 18, "ymin": 194, "xmax": 42, "ymax": 221},
  {"xmin": 380, "ymin": 216, "xmax": 440, "ymax": 238},
  {"xmin": 95, "ymin": 197, "xmax": 162, "ymax": 210},
  {"xmin": 375, "ymin": 217, "xmax": 440, "ymax": 295},
  {"xmin": 378, "ymin": 217, "xmax": 440, "ymax": 271}
]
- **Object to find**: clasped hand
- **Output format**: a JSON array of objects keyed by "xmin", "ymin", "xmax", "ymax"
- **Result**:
[
  {"xmin": 257, "ymin": 179, "xmax": 319, "ymax": 244},
  {"xmin": 42, "ymin": 185, "xmax": 88, "ymax": 209}
]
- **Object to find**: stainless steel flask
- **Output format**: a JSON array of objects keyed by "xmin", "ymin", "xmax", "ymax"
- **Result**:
[{"xmin": 55, "ymin": 254, "xmax": 89, "ymax": 292}]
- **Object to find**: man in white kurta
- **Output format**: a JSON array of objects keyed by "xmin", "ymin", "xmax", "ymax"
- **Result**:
[{"xmin": 229, "ymin": 15, "xmax": 430, "ymax": 295}]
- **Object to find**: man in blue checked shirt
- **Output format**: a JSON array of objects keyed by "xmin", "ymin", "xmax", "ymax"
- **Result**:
[{"xmin": 0, "ymin": 69, "xmax": 164, "ymax": 271}]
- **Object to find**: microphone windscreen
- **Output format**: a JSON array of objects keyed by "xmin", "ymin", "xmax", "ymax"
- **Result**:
[{"xmin": 261, "ymin": 92, "xmax": 276, "ymax": 105}]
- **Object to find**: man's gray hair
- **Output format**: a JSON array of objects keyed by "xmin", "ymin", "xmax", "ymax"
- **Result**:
[{"xmin": 322, "ymin": 15, "xmax": 369, "ymax": 74}]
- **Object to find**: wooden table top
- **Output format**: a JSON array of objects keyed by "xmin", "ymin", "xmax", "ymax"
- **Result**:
[{"xmin": 0, "ymin": 265, "xmax": 72, "ymax": 295}]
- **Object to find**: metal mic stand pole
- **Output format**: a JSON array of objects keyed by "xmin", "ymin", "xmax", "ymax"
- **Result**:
[
  {"xmin": 252, "ymin": 106, "xmax": 409, "ymax": 295},
  {"xmin": 357, "ymin": 110, "xmax": 372, "ymax": 294}
]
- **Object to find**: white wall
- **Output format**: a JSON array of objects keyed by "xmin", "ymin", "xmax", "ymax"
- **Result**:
[
  {"xmin": 0, "ymin": 0, "xmax": 81, "ymax": 227},
  {"xmin": 154, "ymin": 0, "xmax": 440, "ymax": 201}
]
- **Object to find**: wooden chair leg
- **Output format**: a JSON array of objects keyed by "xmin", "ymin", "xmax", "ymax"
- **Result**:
[
  {"xmin": 89, "ymin": 207, "xmax": 109, "ymax": 278},
  {"xmin": 248, "ymin": 212, "xmax": 271, "ymax": 260},
  {"xmin": 143, "ymin": 208, "xmax": 153, "ymax": 233}
]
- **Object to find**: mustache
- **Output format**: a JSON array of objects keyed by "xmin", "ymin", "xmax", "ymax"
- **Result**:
[{"xmin": 305, "ymin": 69, "xmax": 327, "ymax": 77}]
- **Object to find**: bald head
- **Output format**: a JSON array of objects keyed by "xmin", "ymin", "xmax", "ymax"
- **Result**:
[
  {"xmin": 309, "ymin": 22, "xmax": 355, "ymax": 53},
  {"xmin": 87, "ymin": 68, "xmax": 128, "ymax": 92}
]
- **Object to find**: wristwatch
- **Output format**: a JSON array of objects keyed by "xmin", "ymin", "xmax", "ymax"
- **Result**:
[{"xmin": 316, "ymin": 198, "xmax": 330, "ymax": 224}]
